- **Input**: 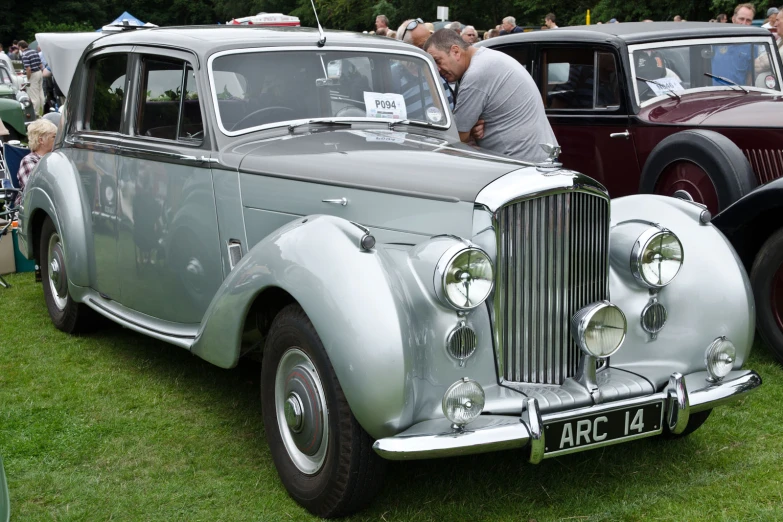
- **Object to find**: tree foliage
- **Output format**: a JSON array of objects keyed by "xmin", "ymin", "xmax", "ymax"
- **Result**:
[{"xmin": 2, "ymin": 0, "xmax": 776, "ymax": 45}]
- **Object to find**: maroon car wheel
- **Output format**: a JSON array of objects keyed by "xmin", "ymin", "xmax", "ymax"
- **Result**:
[
  {"xmin": 750, "ymin": 227, "xmax": 783, "ymax": 364},
  {"xmin": 639, "ymin": 130, "xmax": 756, "ymax": 214},
  {"xmin": 654, "ymin": 161, "xmax": 720, "ymax": 215}
]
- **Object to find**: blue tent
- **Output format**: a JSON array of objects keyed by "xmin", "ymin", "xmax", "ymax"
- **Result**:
[{"xmin": 107, "ymin": 11, "xmax": 145, "ymax": 27}]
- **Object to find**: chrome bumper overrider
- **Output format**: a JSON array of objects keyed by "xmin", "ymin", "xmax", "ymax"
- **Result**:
[{"xmin": 372, "ymin": 370, "xmax": 761, "ymax": 461}]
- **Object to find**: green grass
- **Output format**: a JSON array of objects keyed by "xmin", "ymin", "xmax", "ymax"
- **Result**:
[{"xmin": 1, "ymin": 271, "xmax": 782, "ymax": 521}]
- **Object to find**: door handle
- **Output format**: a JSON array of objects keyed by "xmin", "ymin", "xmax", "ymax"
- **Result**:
[
  {"xmin": 610, "ymin": 130, "xmax": 630, "ymax": 139},
  {"xmin": 322, "ymin": 197, "xmax": 348, "ymax": 206}
]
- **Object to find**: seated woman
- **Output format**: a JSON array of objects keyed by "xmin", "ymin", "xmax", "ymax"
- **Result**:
[{"xmin": 14, "ymin": 119, "xmax": 57, "ymax": 208}]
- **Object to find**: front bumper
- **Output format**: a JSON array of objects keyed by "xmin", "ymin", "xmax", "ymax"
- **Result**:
[{"xmin": 373, "ymin": 369, "xmax": 761, "ymax": 461}]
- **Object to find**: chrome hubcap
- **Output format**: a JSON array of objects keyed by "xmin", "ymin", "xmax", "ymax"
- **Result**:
[
  {"xmin": 275, "ymin": 348, "xmax": 329, "ymax": 474},
  {"xmin": 284, "ymin": 393, "xmax": 304, "ymax": 433},
  {"xmin": 47, "ymin": 232, "xmax": 68, "ymax": 310}
]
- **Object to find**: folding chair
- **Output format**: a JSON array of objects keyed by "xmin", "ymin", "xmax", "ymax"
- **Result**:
[{"xmin": 0, "ymin": 142, "xmax": 31, "ymax": 288}]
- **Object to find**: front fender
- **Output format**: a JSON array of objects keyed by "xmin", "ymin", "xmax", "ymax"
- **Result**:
[
  {"xmin": 609, "ymin": 195, "xmax": 755, "ymax": 387},
  {"xmin": 192, "ymin": 215, "xmax": 414, "ymax": 438},
  {"xmin": 0, "ymin": 98, "xmax": 26, "ymax": 135},
  {"xmin": 20, "ymin": 151, "xmax": 93, "ymax": 287},
  {"xmin": 713, "ymin": 177, "xmax": 783, "ymax": 268}
]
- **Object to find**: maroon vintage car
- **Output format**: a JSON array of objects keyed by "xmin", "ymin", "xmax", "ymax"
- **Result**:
[{"xmin": 481, "ymin": 22, "xmax": 783, "ymax": 362}]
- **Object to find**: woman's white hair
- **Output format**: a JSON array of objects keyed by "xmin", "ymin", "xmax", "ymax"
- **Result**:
[{"xmin": 26, "ymin": 119, "xmax": 57, "ymax": 152}]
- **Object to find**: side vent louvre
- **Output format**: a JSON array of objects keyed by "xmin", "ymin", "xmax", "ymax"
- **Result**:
[{"xmin": 227, "ymin": 240, "xmax": 243, "ymax": 270}]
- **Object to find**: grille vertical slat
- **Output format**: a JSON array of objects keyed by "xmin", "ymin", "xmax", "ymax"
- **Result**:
[
  {"xmin": 496, "ymin": 192, "xmax": 609, "ymax": 385},
  {"xmin": 744, "ymin": 149, "xmax": 783, "ymax": 186}
]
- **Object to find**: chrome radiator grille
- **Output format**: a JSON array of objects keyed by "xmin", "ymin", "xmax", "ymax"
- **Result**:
[
  {"xmin": 743, "ymin": 149, "xmax": 783, "ymax": 185},
  {"xmin": 495, "ymin": 192, "xmax": 609, "ymax": 385}
]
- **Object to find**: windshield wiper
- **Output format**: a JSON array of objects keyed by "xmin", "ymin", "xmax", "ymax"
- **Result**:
[
  {"xmin": 387, "ymin": 119, "xmax": 435, "ymax": 130},
  {"xmin": 636, "ymin": 76, "xmax": 681, "ymax": 101},
  {"xmin": 287, "ymin": 119, "xmax": 354, "ymax": 133},
  {"xmin": 703, "ymin": 73, "xmax": 749, "ymax": 94}
]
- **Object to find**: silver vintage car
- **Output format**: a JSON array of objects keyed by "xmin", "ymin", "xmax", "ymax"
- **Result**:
[{"xmin": 22, "ymin": 26, "xmax": 760, "ymax": 518}]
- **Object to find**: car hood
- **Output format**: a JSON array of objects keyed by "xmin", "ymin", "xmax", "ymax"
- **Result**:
[
  {"xmin": 228, "ymin": 128, "xmax": 528, "ymax": 202},
  {"xmin": 639, "ymin": 90, "xmax": 783, "ymax": 127},
  {"xmin": 0, "ymin": 85, "xmax": 15, "ymax": 99}
]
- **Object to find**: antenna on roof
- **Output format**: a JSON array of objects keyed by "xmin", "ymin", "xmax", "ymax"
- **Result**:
[{"xmin": 309, "ymin": 0, "xmax": 326, "ymax": 47}]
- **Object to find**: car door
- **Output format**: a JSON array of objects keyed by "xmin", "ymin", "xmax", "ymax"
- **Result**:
[
  {"xmin": 114, "ymin": 49, "xmax": 222, "ymax": 324},
  {"xmin": 536, "ymin": 46, "xmax": 641, "ymax": 196},
  {"xmin": 63, "ymin": 47, "xmax": 132, "ymax": 300}
]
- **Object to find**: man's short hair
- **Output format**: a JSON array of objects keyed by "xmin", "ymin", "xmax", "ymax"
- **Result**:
[
  {"xmin": 502, "ymin": 16, "xmax": 516, "ymax": 26},
  {"xmin": 423, "ymin": 27, "xmax": 469, "ymax": 53},
  {"xmin": 461, "ymin": 25, "xmax": 476, "ymax": 35},
  {"xmin": 545, "ymin": 13, "xmax": 556, "ymax": 23},
  {"xmin": 376, "ymin": 14, "xmax": 389, "ymax": 26},
  {"xmin": 18, "ymin": 40, "xmax": 28, "ymax": 49},
  {"xmin": 734, "ymin": 3, "xmax": 756, "ymax": 16},
  {"xmin": 449, "ymin": 21, "xmax": 463, "ymax": 32},
  {"xmin": 376, "ymin": 27, "xmax": 388, "ymax": 36}
]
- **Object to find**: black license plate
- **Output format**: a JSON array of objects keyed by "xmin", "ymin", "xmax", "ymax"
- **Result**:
[{"xmin": 543, "ymin": 401, "xmax": 664, "ymax": 457}]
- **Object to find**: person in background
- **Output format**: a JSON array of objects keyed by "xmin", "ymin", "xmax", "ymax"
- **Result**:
[
  {"xmin": 762, "ymin": 7, "xmax": 779, "ymax": 30},
  {"xmin": 483, "ymin": 28, "xmax": 498, "ymax": 39},
  {"xmin": 375, "ymin": 15, "xmax": 389, "ymax": 34},
  {"xmin": 14, "ymin": 119, "xmax": 57, "ymax": 207},
  {"xmin": 717, "ymin": 13, "xmax": 728, "ymax": 22},
  {"xmin": 424, "ymin": 29, "xmax": 557, "ymax": 162},
  {"xmin": 499, "ymin": 16, "xmax": 523, "ymax": 35},
  {"xmin": 424, "ymin": 22, "xmax": 435, "ymax": 33},
  {"xmin": 545, "ymin": 13, "xmax": 559, "ymax": 29},
  {"xmin": 7, "ymin": 45, "xmax": 19, "ymax": 60},
  {"xmin": 387, "ymin": 30, "xmax": 397, "ymax": 39},
  {"xmin": 673, "ymin": 15, "xmax": 683, "ymax": 21},
  {"xmin": 775, "ymin": 7, "xmax": 783, "ymax": 56},
  {"xmin": 19, "ymin": 41, "xmax": 44, "ymax": 117},
  {"xmin": 461, "ymin": 25, "xmax": 478, "ymax": 43},
  {"xmin": 449, "ymin": 22, "xmax": 463, "ymax": 34},
  {"xmin": 731, "ymin": 3, "xmax": 755, "ymax": 25},
  {"xmin": 397, "ymin": 19, "xmax": 455, "ymax": 111}
]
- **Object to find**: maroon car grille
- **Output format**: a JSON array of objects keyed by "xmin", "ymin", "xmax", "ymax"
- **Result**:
[{"xmin": 744, "ymin": 149, "xmax": 783, "ymax": 185}]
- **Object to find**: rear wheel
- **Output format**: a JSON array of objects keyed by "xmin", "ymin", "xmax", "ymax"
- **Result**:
[
  {"xmin": 261, "ymin": 304, "xmax": 385, "ymax": 518},
  {"xmin": 39, "ymin": 217, "xmax": 96, "ymax": 333},
  {"xmin": 751, "ymin": 227, "xmax": 783, "ymax": 364}
]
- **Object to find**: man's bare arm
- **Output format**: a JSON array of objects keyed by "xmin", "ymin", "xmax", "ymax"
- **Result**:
[{"xmin": 459, "ymin": 131, "xmax": 471, "ymax": 142}]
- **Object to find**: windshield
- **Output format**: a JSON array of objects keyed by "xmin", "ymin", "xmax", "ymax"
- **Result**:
[
  {"xmin": 630, "ymin": 39, "xmax": 781, "ymax": 105},
  {"xmin": 210, "ymin": 49, "xmax": 448, "ymax": 135}
]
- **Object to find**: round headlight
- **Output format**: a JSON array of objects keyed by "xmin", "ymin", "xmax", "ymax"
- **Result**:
[
  {"xmin": 631, "ymin": 228, "xmax": 683, "ymax": 288},
  {"xmin": 705, "ymin": 337, "xmax": 736, "ymax": 382},
  {"xmin": 442, "ymin": 377, "xmax": 485, "ymax": 426},
  {"xmin": 571, "ymin": 302, "xmax": 627, "ymax": 358},
  {"xmin": 434, "ymin": 246, "xmax": 494, "ymax": 310}
]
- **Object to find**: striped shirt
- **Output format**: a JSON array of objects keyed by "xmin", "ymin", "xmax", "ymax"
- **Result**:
[
  {"xmin": 21, "ymin": 49, "xmax": 42, "ymax": 73},
  {"xmin": 397, "ymin": 68, "xmax": 454, "ymax": 120}
]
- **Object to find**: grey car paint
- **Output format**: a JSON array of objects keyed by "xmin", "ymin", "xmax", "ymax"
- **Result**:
[{"xmin": 21, "ymin": 28, "xmax": 758, "ymax": 442}]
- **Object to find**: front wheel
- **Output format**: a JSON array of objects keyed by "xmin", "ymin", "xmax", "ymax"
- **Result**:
[
  {"xmin": 39, "ymin": 217, "xmax": 96, "ymax": 333},
  {"xmin": 751, "ymin": 227, "xmax": 783, "ymax": 364},
  {"xmin": 261, "ymin": 304, "xmax": 386, "ymax": 518}
]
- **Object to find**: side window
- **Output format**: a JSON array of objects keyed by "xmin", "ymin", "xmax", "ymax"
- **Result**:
[
  {"xmin": 85, "ymin": 54, "xmax": 127, "ymax": 132},
  {"xmin": 137, "ymin": 57, "xmax": 203, "ymax": 143},
  {"xmin": 542, "ymin": 48, "xmax": 594, "ymax": 109},
  {"xmin": 596, "ymin": 52, "xmax": 620, "ymax": 108},
  {"xmin": 497, "ymin": 46, "xmax": 529, "ymax": 70}
]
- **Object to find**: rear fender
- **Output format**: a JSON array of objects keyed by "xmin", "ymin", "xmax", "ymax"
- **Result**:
[
  {"xmin": 192, "ymin": 215, "xmax": 414, "ymax": 438},
  {"xmin": 20, "ymin": 151, "xmax": 93, "ymax": 287}
]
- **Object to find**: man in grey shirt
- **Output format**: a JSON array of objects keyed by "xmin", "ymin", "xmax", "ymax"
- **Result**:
[{"xmin": 424, "ymin": 29, "xmax": 557, "ymax": 162}]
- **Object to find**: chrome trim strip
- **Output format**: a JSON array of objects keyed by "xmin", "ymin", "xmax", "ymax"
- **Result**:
[
  {"xmin": 371, "ymin": 370, "xmax": 760, "ymax": 461},
  {"xmin": 627, "ymin": 37, "xmax": 783, "ymax": 108},
  {"xmin": 207, "ymin": 46, "xmax": 452, "ymax": 137},
  {"xmin": 81, "ymin": 293, "xmax": 198, "ymax": 349}
]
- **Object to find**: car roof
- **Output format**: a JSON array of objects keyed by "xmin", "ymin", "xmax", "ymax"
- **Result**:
[
  {"xmin": 91, "ymin": 25, "xmax": 420, "ymax": 56},
  {"xmin": 480, "ymin": 22, "xmax": 774, "ymax": 46}
]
